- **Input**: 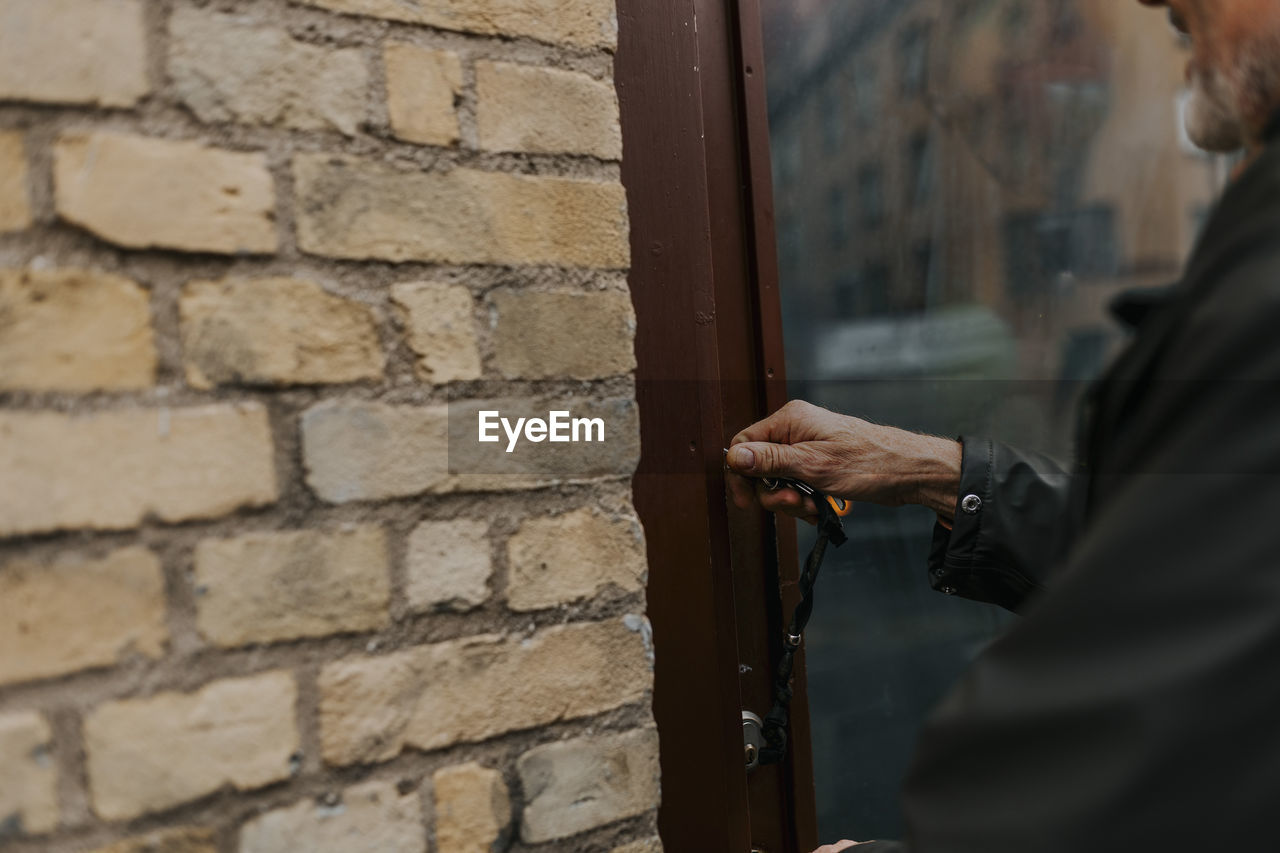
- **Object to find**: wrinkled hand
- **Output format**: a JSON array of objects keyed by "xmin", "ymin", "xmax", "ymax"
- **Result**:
[
  {"xmin": 726, "ymin": 400, "xmax": 962, "ymax": 524},
  {"xmin": 812, "ymin": 841, "xmax": 862, "ymax": 852}
]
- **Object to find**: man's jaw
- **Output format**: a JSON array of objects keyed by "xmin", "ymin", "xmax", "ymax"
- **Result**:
[
  {"xmin": 1185, "ymin": 68, "xmax": 1246, "ymax": 153},
  {"xmin": 1165, "ymin": 3, "xmax": 1248, "ymax": 152}
]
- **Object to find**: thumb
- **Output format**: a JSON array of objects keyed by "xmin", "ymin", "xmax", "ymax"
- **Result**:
[{"xmin": 727, "ymin": 442, "xmax": 806, "ymax": 478}]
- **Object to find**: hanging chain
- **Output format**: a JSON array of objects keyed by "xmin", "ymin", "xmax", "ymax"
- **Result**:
[{"xmin": 757, "ymin": 491, "xmax": 847, "ymax": 767}]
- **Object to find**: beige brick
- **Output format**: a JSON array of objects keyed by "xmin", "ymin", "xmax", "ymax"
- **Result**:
[
  {"xmin": 385, "ymin": 43, "xmax": 461, "ymax": 147},
  {"xmin": 491, "ymin": 289, "xmax": 636, "ymax": 380},
  {"xmin": 0, "ymin": 0, "xmax": 148, "ymax": 107},
  {"xmin": 0, "ymin": 404, "xmax": 277, "ymax": 538},
  {"xmin": 433, "ymin": 762, "xmax": 510, "ymax": 853},
  {"xmin": 294, "ymin": 155, "xmax": 628, "ymax": 269},
  {"xmin": 0, "ymin": 712, "xmax": 57, "ymax": 836},
  {"xmin": 405, "ymin": 520, "xmax": 490, "ymax": 612},
  {"xmin": 518, "ymin": 728, "xmax": 660, "ymax": 843},
  {"xmin": 181, "ymin": 277, "xmax": 383, "ymax": 389},
  {"xmin": 506, "ymin": 508, "xmax": 646, "ymax": 612},
  {"xmin": 301, "ymin": 401, "xmax": 448, "ymax": 503},
  {"xmin": 55, "ymin": 133, "xmax": 277, "ymax": 255},
  {"xmin": 297, "ymin": 0, "xmax": 616, "ymax": 49},
  {"xmin": 477, "ymin": 62, "xmax": 621, "ymax": 159},
  {"xmin": 85, "ymin": 672, "xmax": 297, "ymax": 820},
  {"xmin": 305, "ymin": 395, "xmax": 641, "ymax": 504},
  {"xmin": 612, "ymin": 838, "xmax": 663, "ymax": 853},
  {"xmin": 92, "ymin": 827, "xmax": 217, "ymax": 853},
  {"xmin": 0, "ymin": 268, "xmax": 156, "ymax": 392},
  {"xmin": 195, "ymin": 526, "xmax": 389, "ymax": 647},
  {"xmin": 0, "ymin": 132, "xmax": 31, "ymax": 232},
  {"xmin": 447, "ymin": 396, "xmax": 641, "ymax": 493},
  {"xmin": 0, "ymin": 547, "xmax": 166, "ymax": 686},
  {"xmin": 390, "ymin": 282, "xmax": 481, "ymax": 383},
  {"xmin": 170, "ymin": 7, "xmax": 369, "ymax": 136},
  {"xmin": 318, "ymin": 618, "xmax": 650, "ymax": 765},
  {"xmin": 240, "ymin": 780, "xmax": 423, "ymax": 853}
]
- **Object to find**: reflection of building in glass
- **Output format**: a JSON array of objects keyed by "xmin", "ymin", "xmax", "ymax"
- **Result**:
[
  {"xmin": 765, "ymin": 0, "xmax": 1230, "ymax": 383},
  {"xmin": 762, "ymin": 2, "xmax": 1236, "ymax": 842}
]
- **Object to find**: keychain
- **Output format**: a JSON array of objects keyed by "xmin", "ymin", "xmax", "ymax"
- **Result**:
[{"xmin": 727, "ymin": 451, "xmax": 850, "ymax": 768}]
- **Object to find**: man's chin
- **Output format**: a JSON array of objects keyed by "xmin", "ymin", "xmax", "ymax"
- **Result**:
[
  {"xmin": 1184, "ymin": 77, "xmax": 1245, "ymax": 153},
  {"xmin": 1186, "ymin": 118, "xmax": 1245, "ymax": 153}
]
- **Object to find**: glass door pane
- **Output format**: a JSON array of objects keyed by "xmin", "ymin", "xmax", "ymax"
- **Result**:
[{"xmin": 759, "ymin": 0, "xmax": 1233, "ymax": 842}]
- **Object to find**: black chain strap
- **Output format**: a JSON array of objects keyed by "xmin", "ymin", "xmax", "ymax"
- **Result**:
[{"xmin": 757, "ymin": 491, "xmax": 847, "ymax": 767}]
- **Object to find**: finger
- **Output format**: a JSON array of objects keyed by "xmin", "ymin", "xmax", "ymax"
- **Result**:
[
  {"xmin": 727, "ymin": 468, "xmax": 758, "ymax": 510},
  {"xmin": 759, "ymin": 499, "xmax": 820, "ymax": 522},
  {"xmin": 757, "ymin": 483, "xmax": 819, "ymax": 517},
  {"xmin": 757, "ymin": 490, "xmax": 819, "ymax": 526},
  {"xmin": 732, "ymin": 399, "xmax": 823, "ymax": 446},
  {"xmin": 726, "ymin": 441, "xmax": 813, "ymax": 480}
]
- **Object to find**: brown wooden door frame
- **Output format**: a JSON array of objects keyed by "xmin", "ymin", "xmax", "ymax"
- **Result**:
[{"xmin": 617, "ymin": 1, "xmax": 818, "ymax": 849}]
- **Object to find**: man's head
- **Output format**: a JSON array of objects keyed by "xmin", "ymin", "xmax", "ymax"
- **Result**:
[{"xmin": 1140, "ymin": 0, "xmax": 1280, "ymax": 152}]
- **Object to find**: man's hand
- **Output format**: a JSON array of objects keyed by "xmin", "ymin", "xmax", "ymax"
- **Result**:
[
  {"xmin": 812, "ymin": 841, "xmax": 862, "ymax": 852},
  {"xmin": 726, "ymin": 400, "xmax": 962, "ymax": 523}
]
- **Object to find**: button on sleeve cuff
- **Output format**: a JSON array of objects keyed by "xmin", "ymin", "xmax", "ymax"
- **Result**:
[{"xmin": 926, "ymin": 436, "xmax": 1055, "ymax": 612}]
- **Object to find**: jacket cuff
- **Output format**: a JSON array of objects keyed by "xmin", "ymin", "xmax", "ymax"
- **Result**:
[{"xmin": 928, "ymin": 435, "xmax": 992, "ymax": 598}]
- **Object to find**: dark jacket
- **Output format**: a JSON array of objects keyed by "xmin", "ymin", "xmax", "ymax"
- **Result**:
[{"xmin": 861, "ymin": 137, "xmax": 1280, "ymax": 852}]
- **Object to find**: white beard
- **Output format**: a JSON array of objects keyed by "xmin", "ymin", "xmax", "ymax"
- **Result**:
[{"xmin": 1184, "ymin": 67, "xmax": 1245, "ymax": 152}]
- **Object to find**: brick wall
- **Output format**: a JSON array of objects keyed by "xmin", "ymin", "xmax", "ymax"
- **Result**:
[{"xmin": 0, "ymin": 1, "xmax": 659, "ymax": 851}]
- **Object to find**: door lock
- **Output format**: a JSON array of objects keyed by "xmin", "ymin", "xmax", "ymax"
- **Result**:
[{"xmin": 742, "ymin": 710, "xmax": 764, "ymax": 771}]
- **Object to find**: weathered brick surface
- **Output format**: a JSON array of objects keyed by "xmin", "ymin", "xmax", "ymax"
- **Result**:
[
  {"xmin": 0, "ymin": 546, "xmax": 167, "ymax": 686},
  {"xmin": 301, "ymin": 401, "xmax": 449, "ymax": 503},
  {"xmin": 0, "ymin": 268, "xmax": 156, "ymax": 392},
  {"xmin": 385, "ymin": 44, "xmax": 462, "ymax": 147},
  {"xmin": 194, "ymin": 526, "xmax": 389, "ymax": 647},
  {"xmin": 0, "ymin": 0, "xmax": 148, "ymax": 107},
  {"xmin": 54, "ymin": 133, "xmax": 277, "ymax": 255},
  {"xmin": 169, "ymin": 7, "xmax": 369, "ymax": 136},
  {"xmin": 506, "ymin": 508, "xmax": 646, "ymax": 612},
  {"xmin": 318, "ymin": 618, "xmax": 650, "ymax": 765},
  {"xmin": 433, "ymin": 762, "xmax": 511, "ymax": 853},
  {"xmin": 294, "ymin": 155, "xmax": 629, "ymax": 269},
  {"xmin": 239, "ymin": 780, "xmax": 423, "ymax": 853},
  {"xmin": 0, "ymin": 404, "xmax": 277, "ymax": 537},
  {"xmin": 476, "ymin": 62, "xmax": 622, "ymax": 159},
  {"xmin": 0, "ymin": 0, "xmax": 651, "ymax": 844},
  {"xmin": 405, "ymin": 520, "xmax": 491, "ymax": 612},
  {"xmin": 180, "ymin": 277, "xmax": 383, "ymax": 389},
  {"xmin": 297, "ymin": 0, "xmax": 617, "ymax": 49},
  {"xmin": 84, "ymin": 672, "xmax": 298, "ymax": 820},
  {"xmin": 390, "ymin": 282, "xmax": 481, "ymax": 384},
  {"xmin": 518, "ymin": 728, "xmax": 660, "ymax": 843},
  {"xmin": 91, "ymin": 827, "xmax": 217, "ymax": 853},
  {"xmin": 0, "ymin": 132, "xmax": 31, "ymax": 232},
  {"xmin": 490, "ymin": 288, "xmax": 636, "ymax": 380},
  {"xmin": 0, "ymin": 712, "xmax": 57, "ymax": 836}
]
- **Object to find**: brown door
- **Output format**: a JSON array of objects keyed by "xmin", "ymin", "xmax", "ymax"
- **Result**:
[{"xmin": 617, "ymin": 1, "xmax": 818, "ymax": 850}]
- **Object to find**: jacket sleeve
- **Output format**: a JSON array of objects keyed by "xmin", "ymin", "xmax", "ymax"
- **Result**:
[
  {"xmin": 881, "ymin": 239, "xmax": 1280, "ymax": 853},
  {"xmin": 926, "ymin": 436, "xmax": 1072, "ymax": 612}
]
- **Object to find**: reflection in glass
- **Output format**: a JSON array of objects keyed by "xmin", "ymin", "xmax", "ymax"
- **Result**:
[{"xmin": 760, "ymin": 0, "xmax": 1234, "ymax": 841}]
